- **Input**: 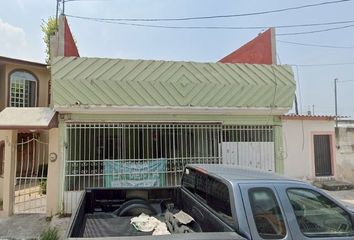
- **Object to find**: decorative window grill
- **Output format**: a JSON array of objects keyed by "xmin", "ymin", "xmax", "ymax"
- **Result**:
[{"xmin": 10, "ymin": 71, "xmax": 37, "ymax": 107}]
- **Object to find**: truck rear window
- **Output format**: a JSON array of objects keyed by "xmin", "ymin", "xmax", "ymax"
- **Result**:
[{"xmin": 182, "ymin": 167, "xmax": 234, "ymax": 227}]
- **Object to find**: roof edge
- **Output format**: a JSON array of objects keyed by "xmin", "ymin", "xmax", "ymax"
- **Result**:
[
  {"xmin": 281, "ymin": 115, "xmax": 335, "ymax": 121},
  {"xmin": 0, "ymin": 56, "xmax": 47, "ymax": 68},
  {"xmin": 55, "ymin": 105, "xmax": 290, "ymax": 115}
]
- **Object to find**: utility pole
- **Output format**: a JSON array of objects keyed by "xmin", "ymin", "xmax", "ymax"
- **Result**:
[
  {"xmin": 56, "ymin": 0, "xmax": 59, "ymax": 24},
  {"xmin": 294, "ymin": 95, "xmax": 299, "ymax": 115},
  {"xmin": 334, "ymin": 78, "xmax": 338, "ymax": 128},
  {"xmin": 312, "ymin": 104, "xmax": 315, "ymax": 115},
  {"xmin": 62, "ymin": 0, "xmax": 65, "ymax": 15}
]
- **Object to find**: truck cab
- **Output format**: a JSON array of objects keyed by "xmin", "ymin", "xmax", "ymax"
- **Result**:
[{"xmin": 187, "ymin": 164, "xmax": 354, "ymax": 240}]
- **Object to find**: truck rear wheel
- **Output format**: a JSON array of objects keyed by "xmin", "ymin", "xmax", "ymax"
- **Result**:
[{"xmin": 113, "ymin": 199, "xmax": 157, "ymax": 217}]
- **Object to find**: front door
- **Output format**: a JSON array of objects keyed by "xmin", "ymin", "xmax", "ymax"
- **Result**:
[{"xmin": 313, "ymin": 135, "xmax": 332, "ymax": 176}]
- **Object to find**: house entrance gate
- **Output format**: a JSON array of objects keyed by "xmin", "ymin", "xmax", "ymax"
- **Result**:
[{"xmin": 14, "ymin": 134, "xmax": 48, "ymax": 214}]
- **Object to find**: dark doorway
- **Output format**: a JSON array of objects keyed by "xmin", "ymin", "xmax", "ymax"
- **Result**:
[{"xmin": 314, "ymin": 135, "xmax": 332, "ymax": 176}]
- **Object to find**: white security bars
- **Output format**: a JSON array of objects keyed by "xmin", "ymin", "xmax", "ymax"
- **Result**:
[{"xmin": 63, "ymin": 123, "xmax": 274, "ymax": 213}]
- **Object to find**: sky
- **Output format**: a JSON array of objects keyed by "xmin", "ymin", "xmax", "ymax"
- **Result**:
[{"xmin": 0, "ymin": 0, "xmax": 353, "ymax": 118}]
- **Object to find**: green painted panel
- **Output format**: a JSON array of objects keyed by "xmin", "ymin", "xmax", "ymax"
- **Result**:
[
  {"xmin": 274, "ymin": 125, "xmax": 284, "ymax": 174},
  {"xmin": 52, "ymin": 57, "xmax": 296, "ymax": 109},
  {"xmin": 61, "ymin": 113, "xmax": 281, "ymax": 125}
]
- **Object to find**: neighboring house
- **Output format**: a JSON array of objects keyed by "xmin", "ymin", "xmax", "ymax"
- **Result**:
[
  {"xmin": 281, "ymin": 115, "xmax": 336, "ymax": 180},
  {"xmin": 0, "ymin": 56, "xmax": 52, "ymax": 215},
  {"xmin": 336, "ymin": 120, "xmax": 354, "ymax": 183},
  {"xmin": 0, "ymin": 15, "xmax": 79, "ymax": 216}
]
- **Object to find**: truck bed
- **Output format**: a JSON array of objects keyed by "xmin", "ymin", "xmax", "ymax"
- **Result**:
[
  {"xmin": 68, "ymin": 188, "xmax": 245, "ymax": 239},
  {"xmin": 82, "ymin": 214, "xmax": 150, "ymax": 237}
]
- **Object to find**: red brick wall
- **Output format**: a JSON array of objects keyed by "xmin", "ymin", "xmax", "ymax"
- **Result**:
[
  {"xmin": 64, "ymin": 18, "xmax": 79, "ymax": 57},
  {"xmin": 219, "ymin": 28, "xmax": 274, "ymax": 64}
]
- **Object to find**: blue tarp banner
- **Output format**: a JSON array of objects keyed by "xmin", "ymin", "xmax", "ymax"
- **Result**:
[{"xmin": 103, "ymin": 159, "xmax": 166, "ymax": 187}]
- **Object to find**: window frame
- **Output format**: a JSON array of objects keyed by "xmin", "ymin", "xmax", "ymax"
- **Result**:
[
  {"xmin": 286, "ymin": 187, "xmax": 354, "ymax": 238},
  {"xmin": 181, "ymin": 167, "xmax": 236, "ymax": 229},
  {"xmin": 248, "ymin": 187, "xmax": 287, "ymax": 239},
  {"xmin": 8, "ymin": 69, "xmax": 39, "ymax": 107}
]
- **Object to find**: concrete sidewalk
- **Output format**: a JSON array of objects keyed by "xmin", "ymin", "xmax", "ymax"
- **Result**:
[
  {"xmin": 0, "ymin": 214, "xmax": 70, "ymax": 239},
  {"xmin": 325, "ymin": 189, "xmax": 354, "ymax": 208}
]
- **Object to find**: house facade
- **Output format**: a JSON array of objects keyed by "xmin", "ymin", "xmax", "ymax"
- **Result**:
[
  {"xmin": 336, "ymin": 120, "xmax": 354, "ymax": 183},
  {"xmin": 0, "ymin": 56, "xmax": 52, "ymax": 215},
  {"xmin": 281, "ymin": 115, "xmax": 336, "ymax": 180},
  {"xmin": 48, "ymin": 56, "xmax": 296, "ymax": 213},
  {"xmin": 0, "ymin": 17, "xmax": 297, "ymax": 216}
]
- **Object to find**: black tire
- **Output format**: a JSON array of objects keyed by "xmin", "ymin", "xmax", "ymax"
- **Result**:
[{"xmin": 113, "ymin": 199, "xmax": 157, "ymax": 217}]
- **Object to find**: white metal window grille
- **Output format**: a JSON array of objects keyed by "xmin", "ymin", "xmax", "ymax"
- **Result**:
[
  {"xmin": 10, "ymin": 71, "xmax": 37, "ymax": 107},
  {"xmin": 62, "ymin": 123, "xmax": 275, "ymax": 213}
]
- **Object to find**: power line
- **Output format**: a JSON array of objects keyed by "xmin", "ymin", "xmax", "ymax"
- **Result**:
[
  {"xmin": 290, "ymin": 62, "xmax": 354, "ymax": 67},
  {"xmin": 277, "ymin": 24, "xmax": 354, "ymax": 36},
  {"xmin": 278, "ymin": 40, "xmax": 354, "ymax": 49},
  {"xmin": 67, "ymin": 15, "xmax": 354, "ymax": 36},
  {"xmin": 65, "ymin": 0, "xmax": 352, "ymax": 22},
  {"xmin": 339, "ymin": 79, "xmax": 354, "ymax": 83},
  {"xmin": 64, "ymin": 0, "xmax": 112, "ymax": 2},
  {"xmin": 66, "ymin": 15, "xmax": 354, "ymax": 35},
  {"xmin": 66, "ymin": 16, "xmax": 354, "ymax": 30}
]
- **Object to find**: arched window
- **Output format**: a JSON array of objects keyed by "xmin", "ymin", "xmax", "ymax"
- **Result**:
[{"xmin": 10, "ymin": 71, "xmax": 37, "ymax": 107}]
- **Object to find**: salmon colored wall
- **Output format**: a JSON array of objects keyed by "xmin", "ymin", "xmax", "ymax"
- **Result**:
[
  {"xmin": 219, "ymin": 28, "xmax": 275, "ymax": 64},
  {"xmin": 282, "ymin": 119, "xmax": 335, "ymax": 180},
  {"xmin": 64, "ymin": 18, "xmax": 79, "ymax": 57}
]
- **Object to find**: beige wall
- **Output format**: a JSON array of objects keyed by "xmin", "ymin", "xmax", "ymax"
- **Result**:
[
  {"xmin": 0, "ymin": 63, "xmax": 49, "ymax": 110},
  {"xmin": 336, "ymin": 126, "xmax": 354, "ymax": 183},
  {"xmin": 0, "ymin": 130, "xmax": 6, "ymax": 201},
  {"xmin": 1, "ymin": 130, "xmax": 17, "ymax": 216},
  {"xmin": 46, "ymin": 128, "xmax": 60, "ymax": 216},
  {"xmin": 0, "ymin": 65, "xmax": 5, "ymax": 111},
  {"xmin": 282, "ymin": 119, "xmax": 335, "ymax": 180}
]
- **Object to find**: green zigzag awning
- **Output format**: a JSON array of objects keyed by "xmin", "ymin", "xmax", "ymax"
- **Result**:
[{"xmin": 52, "ymin": 57, "xmax": 296, "ymax": 109}]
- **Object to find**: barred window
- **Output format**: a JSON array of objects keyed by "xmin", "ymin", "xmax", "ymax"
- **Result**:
[{"xmin": 10, "ymin": 71, "xmax": 37, "ymax": 107}]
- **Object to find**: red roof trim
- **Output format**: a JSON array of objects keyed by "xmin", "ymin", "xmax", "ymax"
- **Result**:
[{"xmin": 281, "ymin": 115, "xmax": 335, "ymax": 121}]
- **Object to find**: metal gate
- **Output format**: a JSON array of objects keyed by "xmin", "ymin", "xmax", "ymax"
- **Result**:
[
  {"xmin": 314, "ymin": 134, "xmax": 333, "ymax": 176},
  {"xmin": 62, "ymin": 123, "xmax": 275, "ymax": 213},
  {"xmin": 222, "ymin": 125, "xmax": 275, "ymax": 172},
  {"xmin": 14, "ymin": 133, "xmax": 48, "ymax": 214}
]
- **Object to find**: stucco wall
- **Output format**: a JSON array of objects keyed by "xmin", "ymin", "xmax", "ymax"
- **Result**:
[
  {"xmin": 282, "ymin": 119, "xmax": 335, "ymax": 180},
  {"xmin": 336, "ymin": 126, "xmax": 354, "ymax": 183},
  {"xmin": 0, "ymin": 65, "xmax": 6, "ymax": 111},
  {"xmin": 3, "ymin": 63, "xmax": 49, "ymax": 108},
  {"xmin": 0, "ymin": 131, "xmax": 6, "ymax": 201}
]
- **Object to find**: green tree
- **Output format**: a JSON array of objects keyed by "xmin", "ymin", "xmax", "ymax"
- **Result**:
[{"xmin": 41, "ymin": 17, "xmax": 57, "ymax": 63}]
